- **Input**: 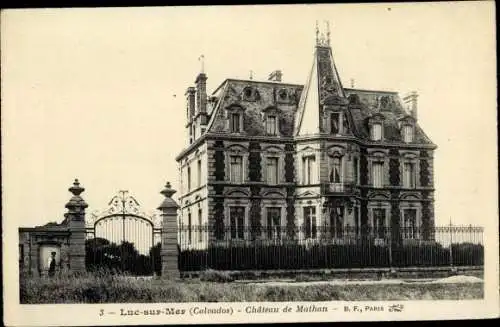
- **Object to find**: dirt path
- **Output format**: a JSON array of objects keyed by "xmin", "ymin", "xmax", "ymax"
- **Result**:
[{"xmin": 244, "ymin": 275, "xmax": 483, "ymax": 287}]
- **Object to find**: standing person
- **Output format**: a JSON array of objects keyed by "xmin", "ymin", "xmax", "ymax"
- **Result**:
[{"xmin": 48, "ymin": 251, "xmax": 57, "ymax": 277}]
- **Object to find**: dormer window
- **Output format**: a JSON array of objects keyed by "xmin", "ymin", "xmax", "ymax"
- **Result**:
[
  {"xmin": 263, "ymin": 106, "xmax": 280, "ymax": 136},
  {"xmin": 371, "ymin": 123, "xmax": 382, "ymax": 141},
  {"xmin": 226, "ymin": 104, "xmax": 245, "ymax": 134},
  {"xmin": 402, "ymin": 124, "xmax": 414, "ymax": 143},
  {"xmin": 328, "ymin": 111, "xmax": 350, "ymax": 135},
  {"xmin": 242, "ymin": 86, "xmax": 260, "ymax": 102},
  {"xmin": 342, "ymin": 113, "xmax": 350, "ymax": 133},
  {"xmin": 279, "ymin": 89, "xmax": 288, "ymax": 101},
  {"xmin": 330, "ymin": 113, "xmax": 340, "ymax": 134},
  {"xmin": 231, "ymin": 113, "xmax": 241, "ymax": 132},
  {"xmin": 266, "ymin": 115, "xmax": 278, "ymax": 135}
]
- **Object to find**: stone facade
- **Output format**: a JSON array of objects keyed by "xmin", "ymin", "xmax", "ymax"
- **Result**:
[{"xmin": 176, "ymin": 28, "xmax": 436, "ymax": 247}]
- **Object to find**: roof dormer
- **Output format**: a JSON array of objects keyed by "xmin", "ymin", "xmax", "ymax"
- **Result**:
[
  {"xmin": 225, "ymin": 103, "xmax": 246, "ymax": 134},
  {"xmin": 241, "ymin": 86, "xmax": 260, "ymax": 102},
  {"xmin": 262, "ymin": 106, "xmax": 281, "ymax": 136},
  {"xmin": 368, "ymin": 112, "xmax": 386, "ymax": 142},
  {"xmin": 398, "ymin": 114, "xmax": 416, "ymax": 143}
]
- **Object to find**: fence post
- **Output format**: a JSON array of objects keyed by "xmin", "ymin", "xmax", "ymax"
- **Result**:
[
  {"xmin": 158, "ymin": 182, "xmax": 180, "ymax": 279},
  {"xmin": 66, "ymin": 179, "xmax": 88, "ymax": 274}
]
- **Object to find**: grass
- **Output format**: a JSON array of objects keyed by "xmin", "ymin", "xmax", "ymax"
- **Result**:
[{"xmin": 20, "ymin": 271, "xmax": 483, "ymax": 304}]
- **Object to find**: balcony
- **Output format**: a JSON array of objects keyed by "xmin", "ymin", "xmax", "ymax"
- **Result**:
[{"xmin": 323, "ymin": 182, "xmax": 355, "ymax": 195}]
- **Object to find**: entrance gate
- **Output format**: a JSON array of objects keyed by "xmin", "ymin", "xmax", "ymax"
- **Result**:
[{"xmin": 85, "ymin": 191, "xmax": 162, "ymax": 275}]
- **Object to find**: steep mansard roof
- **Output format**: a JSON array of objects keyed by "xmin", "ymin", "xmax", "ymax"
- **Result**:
[
  {"xmin": 204, "ymin": 79, "xmax": 434, "ymax": 146},
  {"xmin": 203, "ymin": 43, "xmax": 434, "ymax": 146},
  {"xmin": 206, "ymin": 79, "xmax": 303, "ymax": 137}
]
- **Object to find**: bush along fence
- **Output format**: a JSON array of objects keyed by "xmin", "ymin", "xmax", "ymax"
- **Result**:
[{"xmin": 178, "ymin": 225, "xmax": 484, "ymax": 272}]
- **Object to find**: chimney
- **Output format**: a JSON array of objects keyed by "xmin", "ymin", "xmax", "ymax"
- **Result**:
[
  {"xmin": 195, "ymin": 73, "xmax": 207, "ymax": 114},
  {"xmin": 268, "ymin": 70, "xmax": 282, "ymax": 82},
  {"xmin": 185, "ymin": 87, "xmax": 196, "ymax": 123},
  {"xmin": 403, "ymin": 91, "xmax": 418, "ymax": 120}
]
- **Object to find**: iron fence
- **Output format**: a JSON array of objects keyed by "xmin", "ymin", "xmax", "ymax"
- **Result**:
[{"xmin": 178, "ymin": 225, "xmax": 484, "ymax": 271}]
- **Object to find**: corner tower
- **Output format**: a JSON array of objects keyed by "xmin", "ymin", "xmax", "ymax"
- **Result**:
[{"xmin": 294, "ymin": 21, "xmax": 361, "ymax": 240}]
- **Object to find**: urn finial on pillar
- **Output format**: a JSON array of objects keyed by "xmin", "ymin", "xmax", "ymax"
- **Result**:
[
  {"xmin": 158, "ymin": 182, "xmax": 179, "ymax": 210},
  {"xmin": 66, "ymin": 179, "xmax": 88, "ymax": 212}
]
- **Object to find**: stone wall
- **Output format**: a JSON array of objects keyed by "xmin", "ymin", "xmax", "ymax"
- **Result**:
[{"xmin": 19, "ymin": 226, "xmax": 71, "ymax": 277}]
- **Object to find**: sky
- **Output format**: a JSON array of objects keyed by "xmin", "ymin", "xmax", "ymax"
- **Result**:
[{"xmin": 1, "ymin": 3, "xmax": 497, "ymax": 229}]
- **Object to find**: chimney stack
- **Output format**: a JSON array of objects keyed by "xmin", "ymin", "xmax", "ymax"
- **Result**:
[
  {"xmin": 268, "ymin": 70, "xmax": 282, "ymax": 82},
  {"xmin": 403, "ymin": 91, "xmax": 418, "ymax": 120},
  {"xmin": 185, "ymin": 87, "xmax": 196, "ymax": 123},
  {"xmin": 195, "ymin": 73, "xmax": 207, "ymax": 114}
]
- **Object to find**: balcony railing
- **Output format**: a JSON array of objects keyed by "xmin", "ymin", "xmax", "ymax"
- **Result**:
[{"xmin": 324, "ymin": 182, "xmax": 355, "ymax": 194}]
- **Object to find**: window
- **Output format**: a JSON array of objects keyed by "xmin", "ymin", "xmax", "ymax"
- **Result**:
[
  {"xmin": 229, "ymin": 207, "xmax": 245, "ymax": 240},
  {"xmin": 372, "ymin": 161, "xmax": 384, "ymax": 188},
  {"xmin": 302, "ymin": 156, "xmax": 316, "ymax": 185},
  {"xmin": 197, "ymin": 159, "xmax": 202, "ymax": 187},
  {"xmin": 371, "ymin": 123, "xmax": 382, "ymax": 141},
  {"xmin": 230, "ymin": 156, "xmax": 243, "ymax": 183},
  {"xmin": 403, "ymin": 125, "xmax": 413, "ymax": 143},
  {"xmin": 373, "ymin": 208, "xmax": 386, "ymax": 239},
  {"xmin": 353, "ymin": 157, "xmax": 359, "ymax": 185},
  {"xmin": 230, "ymin": 113, "xmax": 241, "ymax": 132},
  {"xmin": 187, "ymin": 166, "xmax": 191, "ymax": 191},
  {"xmin": 403, "ymin": 162, "xmax": 416, "ymax": 188},
  {"xmin": 188, "ymin": 212, "xmax": 192, "ymax": 244},
  {"xmin": 266, "ymin": 115, "xmax": 278, "ymax": 135},
  {"xmin": 330, "ymin": 113, "xmax": 340, "ymax": 134},
  {"xmin": 198, "ymin": 208, "xmax": 203, "ymax": 242},
  {"xmin": 330, "ymin": 206, "xmax": 344, "ymax": 238},
  {"xmin": 343, "ymin": 113, "xmax": 350, "ymax": 133},
  {"xmin": 304, "ymin": 206, "xmax": 317, "ymax": 239},
  {"xmin": 266, "ymin": 157, "xmax": 279, "ymax": 184},
  {"xmin": 329, "ymin": 157, "xmax": 342, "ymax": 183},
  {"xmin": 266, "ymin": 207, "xmax": 281, "ymax": 239},
  {"xmin": 402, "ymin": 209, "xmax": 417, "ymax": 239}
]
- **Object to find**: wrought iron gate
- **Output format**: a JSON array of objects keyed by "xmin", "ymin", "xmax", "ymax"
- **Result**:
[{"xmin": 85, "ymin": 191, "xmax": 162, "ymax": 275}]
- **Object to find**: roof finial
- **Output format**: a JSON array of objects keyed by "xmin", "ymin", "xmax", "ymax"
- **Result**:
[
  {"xmin": 198, "ymin": 54, "xmax": 205, "ymax": 74},
  {"xmin": 249, "ymin": 70, "xmax": 253, "ymax": 80},
  {"xmin": 350, "ymin": 78, "xmax": 355, "ymax": 88},
  {"xmin": 325, "ymin": 20, "xmax": 331, "ymax": 46},
  {"xmin": 315, "ymin": 20, "xmax": 319, "ymax": 45}
]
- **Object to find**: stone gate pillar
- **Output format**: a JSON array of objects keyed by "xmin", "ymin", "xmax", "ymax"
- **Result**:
[
  {"xmin": 158, "ymin": 182, "xmax": 180, "ymax": 279},
  {"xmin": 66, "ymin": 179, "xmax": 88, "ymax": 274}
]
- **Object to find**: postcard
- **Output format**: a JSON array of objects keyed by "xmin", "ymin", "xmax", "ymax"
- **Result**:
[{"xmin": 2, "ymin": 2, "xmax": 499, "ymax": 326}]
